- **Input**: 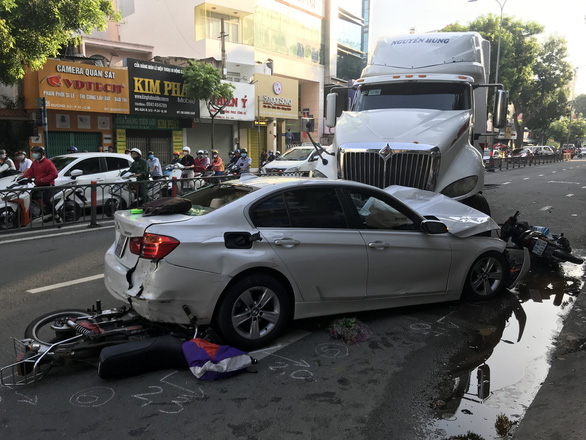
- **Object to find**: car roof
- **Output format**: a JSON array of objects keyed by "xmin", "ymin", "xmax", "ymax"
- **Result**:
[{"xmin": 53, "ymin": 152, "xmax": 131, "ymax": 159}]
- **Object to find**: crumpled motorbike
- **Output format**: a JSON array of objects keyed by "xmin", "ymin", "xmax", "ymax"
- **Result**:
[
  {"xmin": 0, "ymin": 301, "xmax": 198, "ymax": 385},
  {"xmin": 500, "ymin": 211, "xmax": 583, "ymax": 265}
]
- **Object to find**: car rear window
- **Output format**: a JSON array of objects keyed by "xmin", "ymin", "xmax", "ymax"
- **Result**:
[{"xmin": 183, "ymin": 183, "xmax": 255, "ymax": 216}]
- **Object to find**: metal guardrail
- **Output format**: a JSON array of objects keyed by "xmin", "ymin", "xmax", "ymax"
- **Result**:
[
  {"xmin": 485, "ymin": 152, "xmax": 565, "ymax": 171},
  {"xmin": 0, "ymin": 175, "xmax": 230, "ymax": 233}
]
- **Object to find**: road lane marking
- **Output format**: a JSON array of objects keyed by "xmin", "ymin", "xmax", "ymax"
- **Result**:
[
  {"xmin": 567, "ymin": 194, "xmax": 574, "ymax": 197},
  {"xmin": 523, "ymin": 178, "xmax": 530, "ymax": 180},
  {"xmin": 539, "ymin": 174, "xmax": 544, "ymax": 176},
  {"xmin": 27, "ymin": 274, "xmax": 105, "ymax": 294},
  {"xmin": 502, "ymin": 181, "xmax": 511, "ymax": 185},
  {"xmin": 547, "ymin": 181, "xmax": 581, "ymax": 185},
  {"xmin": 0, "ymin": 225, "xmax": 114, "ymax": 245},
  {"xmin": 540, "ymin": 206, "xmax": 552, "ymax": 211}
]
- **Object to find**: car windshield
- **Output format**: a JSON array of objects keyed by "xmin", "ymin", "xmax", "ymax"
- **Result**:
[
  {"xmin": 51, "ymin": 156, "xmax": 79, "ymax": 172},
  {"xmin": 352, "ymin": 82, "xmax": 472, "ymax": 111},
  {"xmin": 278, "ymin": 148, "xmax": 314, "ymax": 161},
  {"xmin": 183, "ymin": 183, "xmax": 256, "ymax": 215}
]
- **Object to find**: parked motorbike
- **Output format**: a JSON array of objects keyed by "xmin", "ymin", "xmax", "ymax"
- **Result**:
[
  {"xmin": 103, "ymin": 170, "xmax": 167, "ymax": 217},
  {"xmin": 0, "ymin": 301, "xmax": 197, "ymax": 385},
  {"xmin": 0, "ymin": 176, "xmax": 86, "ymax": 229},
  {"xmin": 500, "ymin": 211, "xmax": 584, "ymax": 265}
]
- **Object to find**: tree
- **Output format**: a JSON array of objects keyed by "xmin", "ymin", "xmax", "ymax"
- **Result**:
[
  {"xmin": 547, "ymin": 117, "xmax": 586, "ymax": 146},
  {"xmin": 573, "ymin": 94, "xmax": 586, "ymax": 118},
  {"xmin": 183, "ymin": 61, "xmax": 235, "ymax": 149},
  {"xmin": 443, "ymin": 16, "xmax": 573, "ymax": 148},
  {"xmin": 0, "ymin": 0, "xmax": 120, "ymax": 85}
]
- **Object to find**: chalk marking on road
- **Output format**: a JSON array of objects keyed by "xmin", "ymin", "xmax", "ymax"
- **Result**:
[
  {"xmin": 566, "ymin": 194, "xmax": 574, "ymax": 197},
  {"xmin": 0, "ymin": 225, "xmax": 114, "ymax": 246},
  {"xmin": 27, "ymin": 274, "xmax": 104, "ymax": 294},
  {"xmin": 540, "ymin": 206, "xmax": 552, "ymax": 211},
  {"xmin": 547, "ymin": 181, "xmax": 581, "ymax": 185}
]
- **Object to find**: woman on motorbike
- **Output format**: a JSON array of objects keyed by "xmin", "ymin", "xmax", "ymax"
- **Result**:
[{"xmin": 210, "ymin": 150, "xmax": 224, "ymax": 176}]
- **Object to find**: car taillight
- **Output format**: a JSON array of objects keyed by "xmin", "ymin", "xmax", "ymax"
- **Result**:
[{"xmin": 129, "ymin": 234, "xmax": 180, "ymax": 259}]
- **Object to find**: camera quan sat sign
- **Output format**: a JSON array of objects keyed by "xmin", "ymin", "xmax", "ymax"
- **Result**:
[
  {"xmin": 255, "ymin": 73, "xmax": 298, "ymax": 119},
  {"xmin": 34, "ymin": 59, "xmax": 130, "ymax": 113}
]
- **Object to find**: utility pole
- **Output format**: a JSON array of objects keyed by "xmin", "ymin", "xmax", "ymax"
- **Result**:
[{"xmin": 220, "ymin": 18, "xmax": 227, "ymax": 79}]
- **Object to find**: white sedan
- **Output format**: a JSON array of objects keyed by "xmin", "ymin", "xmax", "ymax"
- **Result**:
[{"xmin": 105, "ymin": 176, "xmax": 520, "ymax": 350}]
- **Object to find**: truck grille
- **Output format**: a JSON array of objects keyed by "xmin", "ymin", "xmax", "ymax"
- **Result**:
[{"xmin": 340, "ymin": 148, "xmax": 441, "ymax": 190}]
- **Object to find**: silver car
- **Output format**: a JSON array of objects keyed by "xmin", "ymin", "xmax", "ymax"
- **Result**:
[{"xmin": 105, "ymin": 176, "xmax": 514, "ymax": 349}]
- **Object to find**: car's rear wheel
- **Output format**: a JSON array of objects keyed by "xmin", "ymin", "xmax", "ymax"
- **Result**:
[
  {"xmin": 215, "ymin": 274, "xmax": 291, "ymax": 350},
  {"xmin": 464, "ymin": 251, "xmax": 508, "ymax": 301}
]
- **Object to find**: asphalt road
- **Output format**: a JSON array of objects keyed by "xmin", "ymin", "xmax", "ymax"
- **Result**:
[{"xmin": 0, "ymin": 159, "xmax": 584, "ymax": 440}]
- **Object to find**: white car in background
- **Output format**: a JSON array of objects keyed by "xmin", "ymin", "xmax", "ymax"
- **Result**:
[
  {"xmin": 261, "ymin": 146, "xmax": 318, "ymax": 175},
  {"xmin": 104, "ymin": 176, "xmax": 526, "ymax": 350}
]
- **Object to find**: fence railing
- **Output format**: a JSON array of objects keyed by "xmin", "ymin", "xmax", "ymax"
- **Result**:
[
  {"xmin": 485, "ymin": 152, "xmax": 565, "ymax": 171},
  {"xmin": 0, "ymin": 174, "xmax": 229, "ymax": 233}
]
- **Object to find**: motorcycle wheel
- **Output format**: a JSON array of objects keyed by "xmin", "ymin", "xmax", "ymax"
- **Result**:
[
  {"xmin": 104, "ymin": 197, "xmax": 127, "ymax": 217},
  {"xmin": 552, "ymin": 249, "xmax": 584, "ymax": 265},
  {"xmin": 24, "ymin": 310, "xmax": 89, "ymax": 347},
  {"xmin": 464, "ymin": 251, "xmax": 508, "ymax": 301},
  {"xmin": 0, "ymin": 207, "xmax": 20, "ymax": 230},
  {"xmin": 58, "ymin": 200, "xmax": 81, "ymax": 222},
  {"xmin": 214, "ymin": 274, "xmax": 291, "ymax": 350}
]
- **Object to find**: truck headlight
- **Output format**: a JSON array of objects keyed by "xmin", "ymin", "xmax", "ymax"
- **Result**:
[{"xmin": 441, "ymin": 176, "xmax": 478, "ymax": 198}]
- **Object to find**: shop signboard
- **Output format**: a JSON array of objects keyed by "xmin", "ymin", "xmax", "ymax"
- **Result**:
[
  {"xmin": 126, "ymin": 59, "xmax": 198, "ymax": 118},
  {"xmin": 254, "ymin": 73, "xmax": 298, "ymax": 119},
  {"xmin": 199, "ymin": 82, "xmax": 255, "ymax": 121},
  {"xmin": 114, "ymin": 115, "xmax": 182, "ymax": 130},
  {"xmin": 35, "ymin": 59, "xmax": 129, "ymax": 113}
]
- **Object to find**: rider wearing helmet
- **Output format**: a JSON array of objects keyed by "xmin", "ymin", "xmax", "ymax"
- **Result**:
[
  {"xmin": 210, "ymin": 149, "xmax": 224, "ymax": 176},
  {"xmin": 22, "ymin": 146, "xmax": 62, "ymax": 223},
  {"xmin": 67, "ymin": 146, "xmax": 78, "ymax": 154},
  {"xmin": 180, "ymin": 146, "xmax": 196, "ymax": 190},
  {"xmin": 14, "ymin": 150, "xmax": 32, "ymax": 172},
  {"xmin": 171, "ymin": 150, "xmax": 181, "ymax": 164},
  {"xmin": 128, "ymin": 148, "xmax": 149, "ymax": 204},
  {"xmin": 235, "ymin": 148, "xmax": 252, "ymax": 174},
  {"xmin": 0, "ymin": 149, "xmax": 17, "ymax": 177},
  {"xmin": 193, "ymin": 149, "xmax": 208, "ymax": 174}
]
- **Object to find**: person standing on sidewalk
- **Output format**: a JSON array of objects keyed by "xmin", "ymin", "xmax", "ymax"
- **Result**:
[{"xmin": 22, "ymin": 146, "xmax": 62, "ymax": 224}]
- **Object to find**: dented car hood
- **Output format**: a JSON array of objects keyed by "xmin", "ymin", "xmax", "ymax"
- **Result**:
[{"xmin": 384, "ymin": 186, "xmax": 499, "ymax": 238}]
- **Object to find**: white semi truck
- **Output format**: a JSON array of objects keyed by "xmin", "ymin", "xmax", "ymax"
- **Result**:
[{"xmin": 321, "ymin": 32, "xmax": 507, "ymax": 214}]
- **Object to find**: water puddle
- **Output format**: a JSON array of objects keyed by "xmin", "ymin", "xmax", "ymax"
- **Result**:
[{"xmin": 426, "ymin": 253, "xmax": 585, "ymax": 439}]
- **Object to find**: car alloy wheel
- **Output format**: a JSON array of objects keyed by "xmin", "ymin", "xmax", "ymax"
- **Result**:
[
  {"xmin": 464, "ymin": 251, "xmax": 507, "ymax": 301},
  {"xmin": 216, "ymin": 274, "xmax": 290, "ymax": 350}
]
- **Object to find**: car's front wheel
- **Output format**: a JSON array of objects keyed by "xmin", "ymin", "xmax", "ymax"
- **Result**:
[
  {"xmin": 215, "ymin": 274, "xmax": 291, "ymax": 350},
  {"xmin": 464, "ymin": 251, "xmax": 508, "ymax": 301}
]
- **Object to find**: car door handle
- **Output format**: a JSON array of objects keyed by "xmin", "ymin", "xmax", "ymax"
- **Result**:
[
  {"xmin": 274, "ymin": 238, "xmax": 301, "ymax": 247},
  {"xmin": 368, "ymin": 241, "xmax": 391, "ymax": 250}
]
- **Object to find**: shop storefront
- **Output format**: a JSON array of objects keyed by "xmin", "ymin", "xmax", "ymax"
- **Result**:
[
  {"xmin": 253, "ymin": 73, "xmax": 298, "ymax": 166},
  {"xmin": 122, "ymin": 59, "xmax": 198, "ymax": 163},
  {"xmin": 196, "ymin": 81, "xmax": 256, "ymax": 163},
  {"xmin": 23, "ymin": 59, "xmax": 130, "ymax": 156}
]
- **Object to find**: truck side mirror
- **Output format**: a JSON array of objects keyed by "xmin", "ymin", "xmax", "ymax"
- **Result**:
[
  {"xmin": 492, "ymin": 89, "xmax": 508, "ymax": 129},
  {"xmin": 302, "ymin": 118, "xmax": 314, "ymax": 132},
  {"xmin": 326, "ymin": 93, "xmax": 338, "ymax": 128}
]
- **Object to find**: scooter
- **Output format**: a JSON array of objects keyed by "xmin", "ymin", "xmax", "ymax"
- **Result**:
[
  {"xmin": 0, "ymin": 176, "xmax": 86, "ymax": 229},
  {"xmin": 500, "ymin": 211, "xmax": 584, "ymax": 265}
]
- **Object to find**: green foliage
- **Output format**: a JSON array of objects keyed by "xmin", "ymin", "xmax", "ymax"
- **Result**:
[
  {"xmin": 182, "ymin": 60, "xmax": 235, "ymax": 147},
  {"xmin": 574, "ymin": 94, "xmax": 586, "ymax": 118},
  {"xmin": 546, "ymin": 117, "xmax": 586, "ymax": 145},
  {"xmin": 495, "ymin": 413, "xmax": 514, "ymax": 436},
  {"xmin": 0, "ymin": 0, "xmax": 120, "ymax": 85}
]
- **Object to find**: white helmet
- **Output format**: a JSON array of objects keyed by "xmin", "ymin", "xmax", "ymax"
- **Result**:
[
  {"xmin": 197, "ymin": 149, "xmax": 204, "ymax": 155},
  {"xmin": 130, "ymin": 148, "xmax": 142, "ymax": 156},
  {"xmin": 183, "ymin": 146, "xmax": 191, "ymax": 154}
]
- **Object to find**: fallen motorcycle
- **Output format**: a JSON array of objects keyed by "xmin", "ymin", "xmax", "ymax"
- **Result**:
[
  {"xmin": 0, "ymin": 301, "xmax": 197, "ymax": 385},
  {"xmin": 500, "ymin": 211, "xmax": 583, "ymax": 265}
]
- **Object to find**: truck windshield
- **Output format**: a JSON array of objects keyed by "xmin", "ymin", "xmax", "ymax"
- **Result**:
[{"xmin": 352, "ymin": 82, "xmax": 471, "ymax": 111}]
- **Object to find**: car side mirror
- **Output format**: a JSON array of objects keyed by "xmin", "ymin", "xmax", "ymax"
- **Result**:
[
  {"xmin": 420, "ymin": 219, "xmax": 448, "ymax": 234},
  {"xmin": 70, "ymin": 169, "xmax": 83, "ymax": 178}
]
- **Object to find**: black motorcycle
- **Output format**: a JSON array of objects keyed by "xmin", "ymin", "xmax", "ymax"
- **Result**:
[{"xmin": 500, "ymin": 211, "xmax": 583, "ymax": 265}]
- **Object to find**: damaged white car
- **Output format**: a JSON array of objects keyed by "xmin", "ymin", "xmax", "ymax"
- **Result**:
[{"xmin": 105, "ymin": 176, "xmax": 526, "ymax": 349}]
